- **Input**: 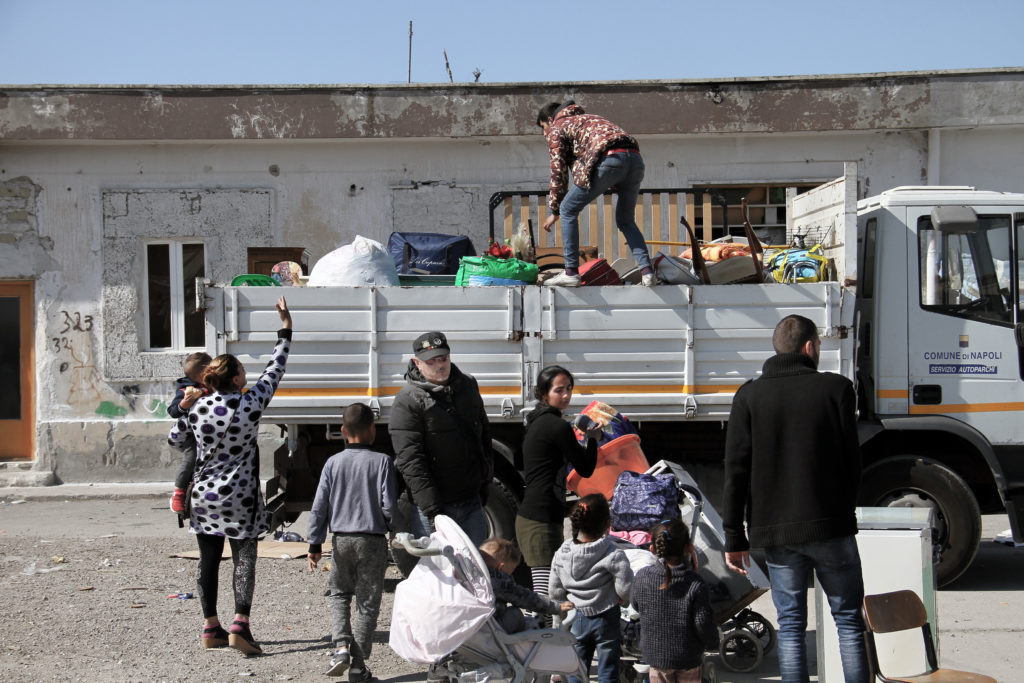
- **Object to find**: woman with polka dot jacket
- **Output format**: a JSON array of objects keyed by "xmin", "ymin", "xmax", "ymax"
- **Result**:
[{"xmin": 168, "ymin": 295, "xmax": 292, "ymax": 656}]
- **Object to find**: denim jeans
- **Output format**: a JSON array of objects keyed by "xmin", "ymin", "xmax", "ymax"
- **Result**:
[
  {"xmin": 559, "ymin": 152, "xmax": 652, "ymax": 272},
  {"xmin": 569, "ymin": 605, "xmax": 621, "ymax": 683},
  {"xmin": 410, "ymin": 496, "xmax": 489, "ymax": 546},
  {"xmin": 764, "ymin": 536, "xmax": 869, "ymax": 683}
]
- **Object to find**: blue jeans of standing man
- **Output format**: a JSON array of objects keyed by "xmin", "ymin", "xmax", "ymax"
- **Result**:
[
  {"xmin": 559, "ymin": 151, "xmax": 652, "ymax": 272},
  {"xmin": 568, "ymin": 605, "xmax": 621, "ymax": 683},
  {"xmin": 410, "ymin": 496, "xmax": 489, "ymax": 546},
  {"xmin": 764, "ymin": 535, "xmax": 869, "ymax": 683}
]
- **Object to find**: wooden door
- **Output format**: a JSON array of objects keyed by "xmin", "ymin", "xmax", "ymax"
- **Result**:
[{"xmin": 0, "ymin": 281, "xmax": 34, "ymax": 459}]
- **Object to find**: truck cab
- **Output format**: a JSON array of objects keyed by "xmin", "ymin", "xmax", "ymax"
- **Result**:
[{"xmin": 851, "ymin": 186, "xmax": 1024, "ymax": 584}]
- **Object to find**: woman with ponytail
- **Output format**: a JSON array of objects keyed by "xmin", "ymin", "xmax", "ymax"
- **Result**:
[
  {"xmin": 629, "ymin": 519, "xmax": 718, "ymax": 683},
  {"xmin": 549, "ymin": 494, "xmax": 632, "ymax": 683},
  {"xmin": 515, "ymin": 365, "xmax": 599, "ymax": 603},
  {"xmin": 168, "ymin": 296, "xmax": 293, "ymax": 656}
]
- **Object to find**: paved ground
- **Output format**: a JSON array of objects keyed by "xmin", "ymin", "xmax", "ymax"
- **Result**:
[{"xmin": 0, "ymin": 483, "xmax": 1020, "ymax": 682}]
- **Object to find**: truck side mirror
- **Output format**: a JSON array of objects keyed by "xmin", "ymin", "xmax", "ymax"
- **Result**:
[{"xmin": 931, "ymin": 206, "xmax": 979, "ymax": 233}]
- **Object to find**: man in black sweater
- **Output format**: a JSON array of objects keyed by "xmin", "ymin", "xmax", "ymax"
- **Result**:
[{"xmin": 722, "ymin": 315, "xmax": 868, "ymax": 683}]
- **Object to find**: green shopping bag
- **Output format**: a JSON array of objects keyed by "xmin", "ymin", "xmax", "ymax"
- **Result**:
[{"xmin": 455, "ymin": 256, "xmax": 539, "ymax": 286}]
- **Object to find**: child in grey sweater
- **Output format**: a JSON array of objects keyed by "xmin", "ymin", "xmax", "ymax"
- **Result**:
[{"xmin": 549, "ymin": 494, "xmax": 633, "ymax": 683}]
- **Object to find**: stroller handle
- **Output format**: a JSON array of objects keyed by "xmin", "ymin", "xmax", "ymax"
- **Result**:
[
  {"xmin": 677, "ymin": 483, "xmax": 704, "ymax": 546},
  {"xmin": 391, "ymin": 532, "xmax": 454, "ymax": 559}
]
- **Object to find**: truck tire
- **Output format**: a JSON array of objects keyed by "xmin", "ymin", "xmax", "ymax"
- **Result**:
[
  {"xmin": 389, "ymin": 496, "xmax": 422, "ymax": 578},
  {"xmin": 483, "ymin": 478, "xmax": 519, "ymax": 540},
  {"xmin": 858, "ymin": 456, "xmax": 981, "ymax": 586}
]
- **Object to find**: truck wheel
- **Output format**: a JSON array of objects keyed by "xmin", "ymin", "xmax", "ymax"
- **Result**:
[
  {"xmin": 484, "ymin": 478, "xmax": 519, "ymax": 540},
  {"xmin": 858, "ymin": 456, "xmax": 981, "ymax": 586}
]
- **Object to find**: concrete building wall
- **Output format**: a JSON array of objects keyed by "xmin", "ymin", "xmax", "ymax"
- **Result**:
[{"xmin": 2, "ymin": 71, "xmax": 1024, "ymax": 482}]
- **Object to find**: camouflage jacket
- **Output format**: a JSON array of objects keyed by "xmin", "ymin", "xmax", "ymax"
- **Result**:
[{"xmin": 545, "ymin": 104, "xmax": 639, "ymax": 215}]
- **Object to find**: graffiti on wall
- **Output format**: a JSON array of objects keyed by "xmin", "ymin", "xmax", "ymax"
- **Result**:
[
  {"xmin": 46, "ymin": 308, "xmax": 172, "ymax": 418},
  {"xmin": 48, "ymin": 308, "xmax": 105, "ymax": 412}
]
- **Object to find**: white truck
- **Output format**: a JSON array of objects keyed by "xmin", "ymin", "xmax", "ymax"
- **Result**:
[{"xmin": 197, "ymin": 164, "xmax": 1024, "ymax": 585}]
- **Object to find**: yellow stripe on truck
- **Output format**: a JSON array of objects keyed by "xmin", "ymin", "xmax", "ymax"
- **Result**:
[
  {"xmin": 877, "ymin": 389, "xmax": 908, "ymax": 399},
  {"xmin": 275, "ymin": 384, "xmax": 743, "ymax": 397},
  {"xmin": 909, "ymin": 401, "xmax": 1024, "ymax": 414}
]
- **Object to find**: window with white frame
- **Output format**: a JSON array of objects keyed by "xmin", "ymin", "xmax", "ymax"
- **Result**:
[{"xmin": 145, "ymin": 242, "xmax": 206, "ymax": 349}]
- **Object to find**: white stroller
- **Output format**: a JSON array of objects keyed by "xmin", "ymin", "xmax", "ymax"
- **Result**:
[{"xmin": 389, "ymin": 515, "xmax": 589, "ymax": 683}]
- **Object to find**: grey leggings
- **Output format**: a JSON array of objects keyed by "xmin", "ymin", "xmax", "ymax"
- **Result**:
[{"xmin": 195, "ymin": 534, "xmax": 258, "ymax": 619}]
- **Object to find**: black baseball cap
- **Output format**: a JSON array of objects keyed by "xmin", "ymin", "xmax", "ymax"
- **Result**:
[{"xmin": 413, "ymin": 331, "xmax": 450, "ymax": 361}]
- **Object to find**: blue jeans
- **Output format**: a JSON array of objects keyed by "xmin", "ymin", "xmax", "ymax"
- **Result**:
[
  {"xmin": 764, "ymin": 536, "xmax": 869, "ymax": 683},
  {"xmin": 569, "ymin": 605, "xmax": 621, "ymax": 683},
  {"xmin": 410, "ymin": 496, "xmax": 489, "ymax": 546},
  {"xmin": 559, "ymin": 152, "xmax": 652, "ymax": 272}
]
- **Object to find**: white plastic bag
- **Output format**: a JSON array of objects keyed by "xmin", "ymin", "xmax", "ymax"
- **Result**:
[{"xmin": 307, "ymin": 236, "xmax": 400, "ymax": 287}]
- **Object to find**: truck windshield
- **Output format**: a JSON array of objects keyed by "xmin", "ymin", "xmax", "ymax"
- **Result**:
[{"xmin": 918, "ymin": 214, "xmax": 1014, "ymax": 325}]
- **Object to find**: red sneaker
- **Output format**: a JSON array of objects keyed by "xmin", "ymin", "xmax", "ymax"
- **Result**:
[{"xmin": 170, "ymin": 488, "xmax": 187, "ymax": 514}]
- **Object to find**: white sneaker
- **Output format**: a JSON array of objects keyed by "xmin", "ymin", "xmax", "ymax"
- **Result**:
[
  {"xmin": 543, "ymin": 271, "xmax": 581, "ymax": 287},
  {"xmin": 327, "ymin": 647, "xmax": 350, "ymax": 676},
  {"xmin": 641, "ymin": 273, "xmax": 658, "ymax": 286}
]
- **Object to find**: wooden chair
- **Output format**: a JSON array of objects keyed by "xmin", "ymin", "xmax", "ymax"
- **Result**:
[{"xmin": 861, "ymin": 590, "xmax": 995, "ymax": 682}]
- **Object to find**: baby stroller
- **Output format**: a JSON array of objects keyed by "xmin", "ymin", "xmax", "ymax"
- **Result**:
[
  {"xmin": 617, "ymin": 460, "xmax": 777, "ymax": 676},
  {"xmin": 390, "ymin": 515, "xmax": 589, "ymax": 683}
]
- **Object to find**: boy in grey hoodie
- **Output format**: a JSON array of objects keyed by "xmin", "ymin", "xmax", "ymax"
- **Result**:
[{"xmin": 549, "ymin": 494, "xmax": 633, "ymax": 683}]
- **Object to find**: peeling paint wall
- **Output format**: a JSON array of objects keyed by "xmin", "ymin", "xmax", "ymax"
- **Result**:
[
  {"xmin": 2, "ymin": 75, "xmax": 1024, "ymax": 482},
  {"xmin": 100, "ymin": 188, "xmax": 273, "ymax": 380}
]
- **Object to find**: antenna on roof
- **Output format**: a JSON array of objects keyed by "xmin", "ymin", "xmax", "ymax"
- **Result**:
[
  {"xmin": 407, "ymin": 21, "xmax": 413, "ymax": 83},
  {"xmin": 444, "ymin": 49, "xmax": 453, "ymax": 83}
]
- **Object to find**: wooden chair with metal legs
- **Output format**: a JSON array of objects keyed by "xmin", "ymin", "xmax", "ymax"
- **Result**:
[{"xmin": 861, "ymin": 590, "xmax": 995, "ymax": 683}]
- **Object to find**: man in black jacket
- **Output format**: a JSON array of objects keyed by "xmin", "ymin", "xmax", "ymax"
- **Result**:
[
  {"xmin": 723, "ymin": 315, "xmax": 868, "ymax": 683},
  {"xmin": 390, "ymin": 331, "xmax": 493, "ymax": 545}
]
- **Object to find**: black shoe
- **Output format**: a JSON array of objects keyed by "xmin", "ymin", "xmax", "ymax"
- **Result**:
[
  {"xmin": 228, "ymin": 620, "xmax": 263, "ymax": 656},
  {"xmin": 327, "ymin": 647, "xmax": 351, "ymax": 676},
  {"xmin": 348, "ymin": 666, "xmax": 375, "ymax": 683},
  {"xmin": 201, "ymin": 624, "xmax": 229, "ymax": 649}
]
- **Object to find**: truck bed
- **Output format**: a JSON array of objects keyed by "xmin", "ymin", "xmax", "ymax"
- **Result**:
[{"xmin": 201, "ymin": 281, "xmax": 855, "ymax": 425}]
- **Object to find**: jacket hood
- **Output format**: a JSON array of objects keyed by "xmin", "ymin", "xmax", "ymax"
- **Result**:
[
  {"xmin": 554, "ymin": 104, "xmax": 586, "ymax": 121},
  {"xmin": 525, "ymin": 402, "xmax": 562, "ymax": 427},
  {"xmin": 174, "ymin": 376, "xmax": 199, "ymax": 390},
  {"xmin": 558, "ymin": 536, "xmax": 615, "ymax": 581}
]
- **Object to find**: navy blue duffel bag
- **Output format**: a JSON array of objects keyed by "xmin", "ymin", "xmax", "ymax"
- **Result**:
[
  {"xmin": 610, "ymin": 470, "xmax": 681, "ymax": 532},
  {"xmin": 387, "ymin": 232, "xmax": 476, "ymax": 275}
]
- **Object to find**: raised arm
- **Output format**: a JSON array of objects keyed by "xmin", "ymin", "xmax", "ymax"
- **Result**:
[{"xmin": 247, "ymin": 296, "xmax": 293, "ymax": 410}]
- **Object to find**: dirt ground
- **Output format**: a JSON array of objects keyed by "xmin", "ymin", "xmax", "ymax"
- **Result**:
[
  {"xmin": 0, "ymin": 498, "xmax": 427, "ymax": 683},
  {"xmin": 1, "ymin": 490, "xmax": 1021, "ymax": 682}
]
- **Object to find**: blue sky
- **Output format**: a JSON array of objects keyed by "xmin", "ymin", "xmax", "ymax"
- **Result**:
[{"xmin": 3, "ymin": 0, "xmax": 1022, "ymax": 85}]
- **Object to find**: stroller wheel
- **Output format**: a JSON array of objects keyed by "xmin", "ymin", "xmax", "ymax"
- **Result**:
[
  {"xmin": 719, "ymin": 627, "xmax": 763, "ymax": 673},
  {"xmin": 738, "ymin": 609, "xmax": 776, "ymax": 655}
]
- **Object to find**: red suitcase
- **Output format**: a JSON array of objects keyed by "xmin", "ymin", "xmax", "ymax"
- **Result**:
[{"xmin": 579, "ymin": 257, "xmax": 623, "ymax": 286}]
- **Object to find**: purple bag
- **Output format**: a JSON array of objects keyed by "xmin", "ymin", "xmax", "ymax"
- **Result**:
[{"xmin": 609, "ymin": 471, "xmax": 681, "ymax": 532}]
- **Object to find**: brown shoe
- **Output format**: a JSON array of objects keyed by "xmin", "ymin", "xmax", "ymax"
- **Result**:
[
  {"xmin": 228, "ymin": 620, "xmax": 263, "ymax": 655},
  {"xmin": 201, "ymin": 624, "xmax": 229, "ymax": 649}
]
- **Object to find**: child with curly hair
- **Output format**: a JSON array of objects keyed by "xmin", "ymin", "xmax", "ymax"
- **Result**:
[
  {"xmin": 630, "ymin": 519, "xmax": 718, "ymax": 683},
  {"xmin": 549, "ymin": 494, "xmax": 633, "ymax": 683}
]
